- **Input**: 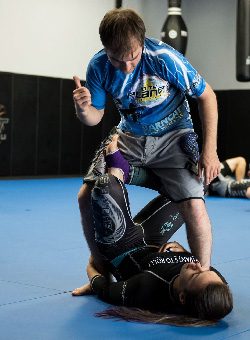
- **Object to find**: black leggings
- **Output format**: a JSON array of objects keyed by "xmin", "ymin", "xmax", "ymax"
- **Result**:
[{"xmin": 91, "ymin": 174, "xmax": 184, "ymax": 263}]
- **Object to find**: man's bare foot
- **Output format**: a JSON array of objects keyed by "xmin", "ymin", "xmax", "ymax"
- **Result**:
[{"xmin": 72, "ymin": 283, "xmax": 92, "ymax": 296}]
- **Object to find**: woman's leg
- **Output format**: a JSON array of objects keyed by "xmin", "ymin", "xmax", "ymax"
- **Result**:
[
  {"xmin": 133, "ymin": 195, "xmax": 184, "ymax": 247},
  {"xmin": 106, "ymin": 135, "xmax": 184, "ymax": 248},
  {"xmin": 78, "ymin": 182, "xmax": 109, "ymax": 273},
  {"xmin": 91, "ymin": 173, "xmax": 146, "ymax": 261},
  {"xmin": 226, "ymin": 157, "xmax": 247, "ymax": 181}
]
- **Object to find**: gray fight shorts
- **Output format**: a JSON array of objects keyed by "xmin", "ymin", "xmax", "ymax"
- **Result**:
[{"xmin": 83, "ymin": 127, "xmax": 205, "ymax": 202}]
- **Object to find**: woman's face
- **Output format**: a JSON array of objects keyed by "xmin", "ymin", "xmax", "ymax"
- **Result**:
[{"xmin": 178, "ymin": 262, "xmax": 223, "ymax": 293}]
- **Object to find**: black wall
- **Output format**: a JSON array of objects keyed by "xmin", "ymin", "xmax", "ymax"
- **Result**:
[
  {"xmin": 0, "ymin": 72, "xmax": 119, "ymax": 177},
  {"xmin": 189, "ymin": 90, "xmax": 250, "ymax": 168},
  {"xmin": 0, "ymin": 71, "xmax": 249, "ymax": 177}
]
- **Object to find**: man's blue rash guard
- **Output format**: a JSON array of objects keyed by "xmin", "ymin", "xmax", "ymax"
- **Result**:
[{"xmin": 86, "ymin": 37, "xmax": 206, "ymax": 137}]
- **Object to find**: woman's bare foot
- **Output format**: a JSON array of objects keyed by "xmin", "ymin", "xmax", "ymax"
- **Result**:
[
  {"xmin": 72, "ymin": 283, "xmax": 92, "ymax": 296},
  {"xmin": 106, "ymin": 134, "xmax": 119, "ymax": 154}
]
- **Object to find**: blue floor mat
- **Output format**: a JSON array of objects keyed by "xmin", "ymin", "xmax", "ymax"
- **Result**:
[{"xmin": 0, "ymin": 178, "xmax": 249, "ymax": 339}]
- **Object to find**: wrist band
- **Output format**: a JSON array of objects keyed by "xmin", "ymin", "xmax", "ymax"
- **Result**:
[
  {"xmin": 90, "ymin": 274, "xmax": 103, "ymax": 289},
  {"xmin": 105, "ymin": 149, "xmax": 130, "ymax": 182}
]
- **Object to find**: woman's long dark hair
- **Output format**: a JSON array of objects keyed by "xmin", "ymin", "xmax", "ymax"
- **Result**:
[
  {"xmin": 96, "ymin": 307, "xmax": 215, "ymax": 327},
  {"xmin": 184, "ymin": 282, "xmax": 233, "ymax": 321},
  {"xmin": 95, "ymin": 283, "xmax": 233, "ymax": 327}
]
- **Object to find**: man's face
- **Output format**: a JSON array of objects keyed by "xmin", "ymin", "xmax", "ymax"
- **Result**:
[{"xmin": 106, "ymin": 39, "xmax": 143, "ymax": 74}]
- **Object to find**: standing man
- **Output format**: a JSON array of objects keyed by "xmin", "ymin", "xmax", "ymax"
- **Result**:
[{"xmin": 73, "ymin": 8, "xmax": 221, "ymax": 270}]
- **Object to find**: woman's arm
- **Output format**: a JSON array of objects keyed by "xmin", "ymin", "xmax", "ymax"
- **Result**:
[
  {"xmin": 226, "ymin": 157, "xmax": 247, "ymax": 181},
  {"xmin": 90, "ymin": 269, "xmax": 152, "ymax": 308},
  {"xmin": 158, "ymin": 241, "xmax": 188, "ymax": 253},
  {"xmin": 72, "ymin": 256, "xmax": 107, "ymax": 296},
  {"xmin": 87, "ymin": 256, "xmax": 103, "ymax": 281}
]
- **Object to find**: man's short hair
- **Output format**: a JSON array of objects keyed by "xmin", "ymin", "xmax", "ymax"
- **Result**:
[{"xmin": 99, "ymin": 8, "xmax": 146, "ymax": 56}]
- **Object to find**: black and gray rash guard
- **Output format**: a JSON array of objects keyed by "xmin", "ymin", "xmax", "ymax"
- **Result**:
[{"xmin": 91, "ymin": 250, "xmax": 199, "ymax": 312}]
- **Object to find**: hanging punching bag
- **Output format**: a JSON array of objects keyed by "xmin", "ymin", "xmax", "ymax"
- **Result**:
[
  {"xmin": 236, "ymin": 0, "xmax": 250, "ymax": 81},
  {"xmin": 160, "ymin": 0, "xmax": 188, "ymax": 55},
  {"xmin": 115, "ymin": 0, "xmax": 122, "ymax": 8}
]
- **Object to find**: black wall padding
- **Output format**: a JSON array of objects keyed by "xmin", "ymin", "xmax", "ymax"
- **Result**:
[
  {"xmin": 188, "ymin": 91, "xmax": 250, "ymax": 168},
  {"xmin": 216, "ymin": 90, "xmax": 250, "ymax": 163},
  {"xmin": 0, "ymin": 71, "xmax": 119, "ymax": 177},
  {"xmin": 0, "ymin": 71, "xmax": 249, "ymax": 177},
  {"xmin": 12, "ymin": 74, "xmax": 38, "ymax": 176},
  {"xmin": 60, "ymin": 79, "xmax": 83, "ymax": 175},
  {"xmin": 236, "ymin": 0, "xmax": 250, "ymax": 81},
  {"xmin": 80, "ymin": 94, "xmax": 120, "ymax": 175},
  {"xmin": 0, "ymin": 72, "xmax": 12, "ymax": 176},
  {"xmin": 37, "ymin": 76, "xmax": 61, "ymax": 175}
]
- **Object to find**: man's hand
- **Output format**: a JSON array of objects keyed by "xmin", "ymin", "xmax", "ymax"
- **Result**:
[
  {"xmin": 196, "ymin": 83, "xmax": 221, "ymax": 186},
  {"xmin": 72, "ymin": 75, "xmax": 104, "ymax": 126},
  {"xmin": 198, "ymin": 151, "xmax": 221, "ymax": 186},
  {"xmin": 73, "ymin": 75, "xmax": 92, "ymax": 114}
]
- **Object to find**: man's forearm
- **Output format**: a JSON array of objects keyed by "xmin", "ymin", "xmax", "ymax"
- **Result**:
[
  {"xmin": 76, "ymin": 106, "xmax": 104, "ymax": 126},
  {"xmin": 197, "ymin": 84, "xmax": 218, "ymax": 152},
  {"xmin": 186, "ymin": 219, "xmax": 212, "ymax": 269},
  {"xmin": 180, "ymin": 200, "xmax": 212, "ymax": 269},
  {"xmin": 199, "ymin": 109, "xmax": 218, "ymax": 154}
]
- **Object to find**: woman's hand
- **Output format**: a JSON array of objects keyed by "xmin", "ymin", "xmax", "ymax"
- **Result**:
[
  {"xmin": 72, "ymin": 283, "xmax": 93, "ymax": 296},
  {"xmin": 158, "ymin": 241, "xmax": 187, "ymax": 253}
]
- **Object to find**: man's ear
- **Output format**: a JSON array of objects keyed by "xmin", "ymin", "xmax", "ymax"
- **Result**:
[{"xmin": 179, "ymin": 291, "xmax": 186, "ymax": 305}]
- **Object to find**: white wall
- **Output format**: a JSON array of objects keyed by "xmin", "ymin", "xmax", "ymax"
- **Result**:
[
  {"xmin": 142, "ymin": 0, "xmax": 249, "ymax": 90},
  {"xmin": 0, "ymin": 0, "xmax": 249, "ymax": 89},
  {"xmin": 0, "ymin": 0, "xmax": 142, "ymax": 80},
  {"xmin": 0, "ymin": 0, "xmax": 143, "ymax": 80}
]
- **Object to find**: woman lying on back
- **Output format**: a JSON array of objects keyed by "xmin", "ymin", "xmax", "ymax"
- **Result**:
[{"xmin": 73, "ymin": 139, "xmax": 233, "ymax": 326}]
